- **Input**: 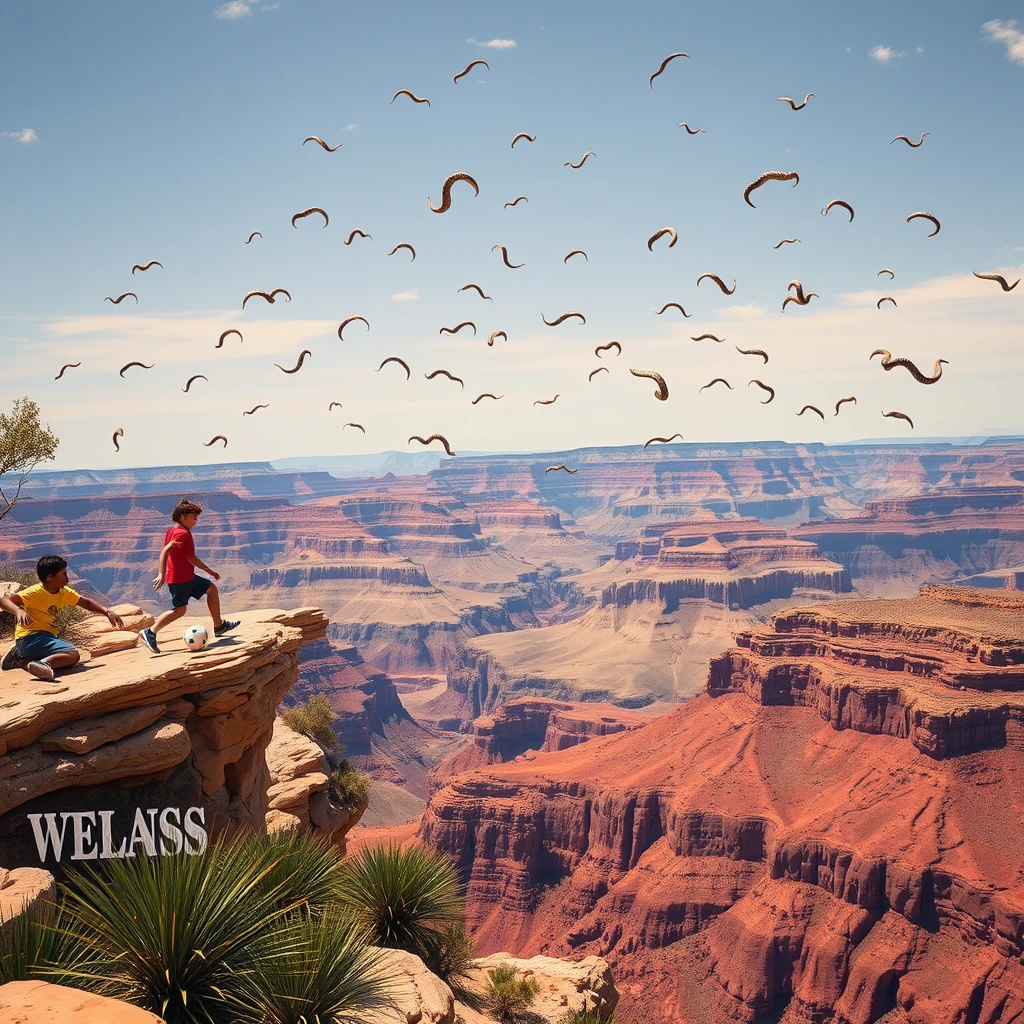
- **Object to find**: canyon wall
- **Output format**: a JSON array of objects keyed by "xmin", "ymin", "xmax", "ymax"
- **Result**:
[{"xmin": 418, "ymin": 586, "xmax": 1024, "ymax": 1024}]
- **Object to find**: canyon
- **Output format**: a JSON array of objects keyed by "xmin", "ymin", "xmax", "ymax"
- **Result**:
[
  {"xmin": 5, "ymin": 440, "xmax": 1024, "ymax": 1022},
  {"xmin": 420, "ymin": 585, "xmax": 1024, "ymax": 1023}
]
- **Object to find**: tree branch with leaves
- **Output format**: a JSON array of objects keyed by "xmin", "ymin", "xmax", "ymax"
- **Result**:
[{"xmin": 0, "ymin": 398, "xmax": 59, "ymax": 521}]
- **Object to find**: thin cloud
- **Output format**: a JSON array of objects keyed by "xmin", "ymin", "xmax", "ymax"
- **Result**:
[
  {"xmin": 391, "ymin": 290, "xmax": 418, "ymax": 303},
  {"xmin": 263, "ymin": 2, "xmax": 279, "ymax": 9},
  {"xmin": 214, "ymin": 1, "xmax": 252, "ymax": 20},
  {"xmin": 983, "ymin": 19, "xmax": 1024, "ymax": 64},
  {"xmin": 717, "ymin": 303, "xmax": 769, "ymax": 320},
  {"xmin": 2, "ymin": 128, "xmax": 38, "ymax": 144},
  {"xmin": 344, "ymin": 123, "xmax": 360, "ymax": 131},
  {"xmin": 916, "ymin": 46, "xmax": 924, "ymax": 54},
  {"xmin": 466, "ymin": 37, "xmax": 516, "ymax": 49},
  {"xmin": 869, "ymin": 45, "xmax": 905, "ymax": 63}
]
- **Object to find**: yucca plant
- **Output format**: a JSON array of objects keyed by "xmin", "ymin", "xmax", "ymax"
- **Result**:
[
  {"xmin": 0, "ymin": 899, "xmax": 104, "ymax": 990},
  {"xmin": 232, "ymin": 907, "xmax": 394, "ymax": 1024},
  {"xmin": 558, "ymin": 1008, "xmax": 617, "ymax": 1024},
  {"xmin": 59, "ymin": 838, "xmax": 309, "ymax": 1023},
  {"xmin": 236, "ymin": 829, "xmax": 344, "ymax": 916},
  {"xmin": 335, "ymin": 844, "xmax": 465, "ymax": 964}
]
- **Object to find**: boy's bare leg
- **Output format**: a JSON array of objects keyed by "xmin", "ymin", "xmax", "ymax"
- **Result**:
[
  {"xmin": 42, "ymin": 650, "xmax": 80, "ymax": 670},
  {"xmin": 206, "ymin": 584, "xmax": 223, "ymax": 630},
  {"xmin": 151, "ymin": 605, "xmax": 188, "ymax": 635}
]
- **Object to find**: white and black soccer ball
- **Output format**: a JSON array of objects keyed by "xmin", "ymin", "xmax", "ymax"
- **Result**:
[{"xmin": 183, "ymin": 624, "xmax": 209, "ymax": 651}]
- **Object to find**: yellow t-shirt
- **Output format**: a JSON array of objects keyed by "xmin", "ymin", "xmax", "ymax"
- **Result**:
[{"xmin": 13, "ymin": 583, "xmax": 80, "ymax": 639}]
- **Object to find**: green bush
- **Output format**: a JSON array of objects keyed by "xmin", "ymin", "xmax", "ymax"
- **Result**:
[
  {"xmin": 484, "ymin": 963, "xmax": 541, "ymax": 1024},
  {"xmin": 282, "ymin": 693, "xmax": 339, "ymax": 750},
  {"xmin": 558, "ymin": 1008, "xmax": 616, "ymax": 1024},
  {"xmin": 423, "ymin": 921, "xmax": 476, "ymax": 986},
  {"xmin": 0, "ymin": 565, "xmax": 36, "ymax": 641},
  {"xmin": 335, "ymin": 844, "xmax": 465, "ymax": 966},
  {"xmin": 328, "ymin": 760, "xmax": 370, "ymax": 810}
]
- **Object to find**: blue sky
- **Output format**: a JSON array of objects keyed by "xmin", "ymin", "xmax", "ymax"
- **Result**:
[{"xmin": 2, "ymin": 0, "xmax": 1023, "ymax": 469}]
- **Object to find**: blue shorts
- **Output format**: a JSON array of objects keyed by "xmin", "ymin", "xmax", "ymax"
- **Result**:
[
  {"xmin": 168, "ymin": 575, "xmax": 212, "ymax": 609},
  {"xmin": 16, "ymin": 632, "xmax": 78, "ymax": 661}
]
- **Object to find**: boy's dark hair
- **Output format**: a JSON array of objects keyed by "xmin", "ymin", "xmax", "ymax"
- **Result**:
[
  {"xmin": 171, "ymin": 498, "xmax": 203, "ymax": 523},
  {"xmin": 36, "ymin": 555, "xmax": 68, "ymax": 583}
]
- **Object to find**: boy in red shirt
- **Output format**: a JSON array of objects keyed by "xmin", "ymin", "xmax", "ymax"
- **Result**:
[{"xmin": 139, "ymin": 498, "xmax": 239, "ymax": 654}]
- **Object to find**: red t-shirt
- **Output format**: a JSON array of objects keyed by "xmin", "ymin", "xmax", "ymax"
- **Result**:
[{"xmin": 164, "ymin": 526, "xmax": 196, "ymax": 583}]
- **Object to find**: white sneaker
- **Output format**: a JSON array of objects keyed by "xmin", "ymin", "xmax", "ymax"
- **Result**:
[{"xmin": 27, "ymin": 661, "xmax": 55, "ymax": 682}]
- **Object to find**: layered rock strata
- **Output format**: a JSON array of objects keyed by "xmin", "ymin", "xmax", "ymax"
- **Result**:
[
  {"xmin": 419, "ymin": 586, "xmax": 1024, "ymax": 1023},
  {"xmin": 598, "ymin": 516, "xmax": 851, "ymax": 610},
  {"xmin": 436, "ymin": 697, "xmax": 650, "ymax": 778}
]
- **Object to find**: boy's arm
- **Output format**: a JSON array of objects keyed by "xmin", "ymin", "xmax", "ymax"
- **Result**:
[
  {"xmin": 154, "ymin": 541, "xmax": 174, "ymax": 589},
  {"xmin": 0, "ymin": 592, "xmax": 30, "ymax": 626},
  {"xmin": 188, "ymin": 554, "xmax": 220, "ymax": 581},
  {"xmin": 76, "ymin": 596, "xmax": 125, "ymax": 630}
]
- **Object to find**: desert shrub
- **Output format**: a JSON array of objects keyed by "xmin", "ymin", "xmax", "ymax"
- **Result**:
[
  {"xmin": 0, "ymin": 899, "xmax": 104, "ymax": 990},
  {"xmin": 328, "ymin": 760, "xmax": 371, "ymax": 810},
  {"xmin": 558, "ymin": 1009, "xmax": 616, "ymax": 1024},
  {"xmin": 335, "ymin": 844, "xmax": 465, "ymax": 966},
  {"xmin": 52, "ymin": 602, "xmax": 88, "ymax": 637},
  {"xmin": 40, "ymin": 832, "xmax": 392, "ymax": 1024},
  {"xmin": 423, "ymin": 921, "xmax": 476, "ymax": 986},
  {"xmin": 282, "ymin": 692, "xmax": 339, "ymax": 750},
  {"xmin": 483, "ymin": 963, "xmax": 540, "ymax": 1024}
]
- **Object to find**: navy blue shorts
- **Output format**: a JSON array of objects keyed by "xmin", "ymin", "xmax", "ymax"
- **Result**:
[
  {"xmin": 168, "ymin": 576, "xmax": 212, "ymax": 609},
  {"xmin": 16, "ymin": 632, "xmax": 78, "ymax": 661}
]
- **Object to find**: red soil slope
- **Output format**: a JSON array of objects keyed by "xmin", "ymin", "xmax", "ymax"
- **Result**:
[{"xmin": 420, "ymin": 586, "xmax": 1024, "ymax": 1024}]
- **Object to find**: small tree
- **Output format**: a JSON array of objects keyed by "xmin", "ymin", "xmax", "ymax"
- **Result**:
[{"xmin": 0, "ymin": 398, "xmax": 59, "ymax": 522}]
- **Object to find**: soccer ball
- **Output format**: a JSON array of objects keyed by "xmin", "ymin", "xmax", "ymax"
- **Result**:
[{"xmin": 183, "ymin": 624, "xmax": 209, "ymax": 651}]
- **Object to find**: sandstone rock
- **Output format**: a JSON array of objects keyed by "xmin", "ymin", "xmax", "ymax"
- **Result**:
[
  {"xmin": 0, "ymin": 608, "xmax": 328, "ymax": 867},
  {"xmin": 456, "ymin": 954, "xmax": 619, "ymax": 1023},
  {"xmin": 0, "ymin": 867, "xmax": 56, "ymax": 922},
  {"xmin": 370, "ymin": 947, "xmax": 455, "ymax": 1024},
  {"xmin": 264, "ymin": 717, "xmax": 362, "ymax": 849},
  {"xmin": 0, "ymin": 981, "xmax": 163, "ymax": 1023}
]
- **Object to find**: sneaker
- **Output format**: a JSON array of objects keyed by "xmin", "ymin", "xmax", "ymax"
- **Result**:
[
  {"xmin": 27, "ymin": 661, "xmax": 55, "ymax": 682},
  {"xmin": 214, "ymin": 619, "xmax": 240, "ymax": 637},
  {"xmin": 139, "ymin": 627, "xmax": 160, "ymax": 654},
  {"xmin": 1, "ymin": 645, "xmax": 27, "ymax": 672}
]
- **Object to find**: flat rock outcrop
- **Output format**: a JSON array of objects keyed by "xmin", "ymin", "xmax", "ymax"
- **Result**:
[
  {"xmin": 0, "ymin": 981, "xmax": 164, "ymax": 1023},
  {"xmin": 0, "ymin": 606, "xmax": 326, "ymax": 870},
  {"xmin": 419, "ymin": 586, "xmax": 1024, "ymax": 1023}
]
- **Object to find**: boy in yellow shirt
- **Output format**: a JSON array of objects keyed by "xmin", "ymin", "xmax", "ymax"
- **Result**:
[{"xmin": 0, "ymin": 555, "xmax": 124, "ymax": 682}]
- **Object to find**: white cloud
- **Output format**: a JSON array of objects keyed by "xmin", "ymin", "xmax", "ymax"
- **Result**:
[
  {"xmin": 214, "ymin": 1, "xmax": 252, "ymax": 20},
  {"xmin": 263, "ymin": 2, "xmax": 279, "ymax": 9},
  {"xmin": 466, "ymin": 37, "xmax": 516, "ymax": 49},
  {"xmin": 983, "ymin": 20, "xmax": 1024, "ymax": 64},
  {"xmin": 344, "ymin": 123, "xmax": 360, "ymax": 131},
  {"xmin": 716, "ymin": 303, "xmax": 770, "ymax": 320},
  {"xmin": 869, "ymin": 45, "xmax": 905, "ymax": 63},
  {"xmin": 915, "ymin": 46, "xmax": 924, "ymax": 54},
  {"xmin": 391, "ymin": 290, "xmax": 418, "ymax": 303},
  {"xmin": 1, "ymin": 128, "xmax": 38, "ymax": 144},
  {"xmin": 846, "ymin": 47, "xmax": 852, "ymax": 53},
  {"xmin": 1015, "ymin": 246, "xmax": 1024, "ymax": 253}
]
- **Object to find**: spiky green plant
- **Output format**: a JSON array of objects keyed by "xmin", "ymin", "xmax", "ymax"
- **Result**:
[
  {"xmin": 282, "ymin": 693, "xmax": 340, "ymax": 750},
  {"xmin": 236, "ymin": 829, "xmax": 344, "ymax": 916},
  {"xmin": 232, "ymin": 907, "xmax": 394, "ymax": 1024},
  {"xmin": 483, "ymin": 963, "xmax": 540, "ymax": 1024},
  {"xmin": 335, "ymin": 844, "xmax": 465, "ymax": 962},
  {"xmin": 59, "ymin": 838, "xmax": 308, "ymax": 1023},
  {"xmin": 0, "ymin": 899, "xmax": 103, "ymax": 990}
]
